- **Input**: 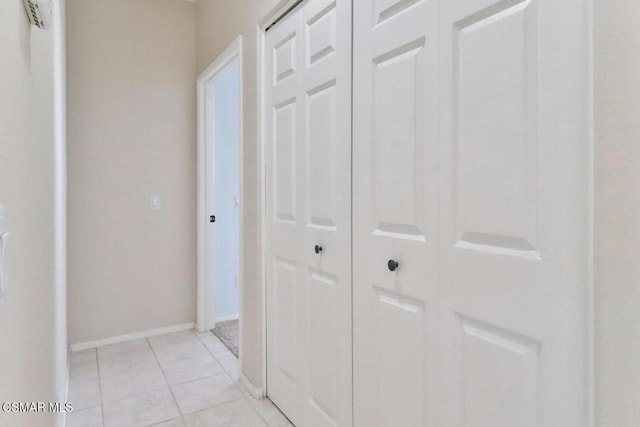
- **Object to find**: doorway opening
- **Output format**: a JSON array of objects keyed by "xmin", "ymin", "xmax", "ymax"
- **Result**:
[{"xmin": 197, "ymin": 37, "xmax": 243, "ymax": 359}]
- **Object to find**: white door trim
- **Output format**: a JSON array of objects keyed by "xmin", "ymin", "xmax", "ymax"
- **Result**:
[
  {"xmin": 52, "ymin": 1, "xmax": 68, "ymax": 426},
  {"xmin": 196, "ymin": 36, "xmax": 244, "ymax": 334}
]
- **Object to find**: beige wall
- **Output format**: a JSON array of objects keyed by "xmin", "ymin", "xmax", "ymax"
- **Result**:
[
  {"xmin": 196, "ymin": 0, "xmax": 282, "ymax": 388},
  {"xmin": 67, "ymin": 0, "xmax": 197, "ymax": 343},
  {"xmin": 0, "ymin": 1, "xmax": 58, "ymax": 425},
  {"xmin": 595, "ymin": 0, "xmax": 640, "ymax": 424}
]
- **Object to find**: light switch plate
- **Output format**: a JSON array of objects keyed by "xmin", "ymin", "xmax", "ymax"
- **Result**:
[{"xmin": 150, "ymin": 194, "xmax": 161, "ymax": 210}]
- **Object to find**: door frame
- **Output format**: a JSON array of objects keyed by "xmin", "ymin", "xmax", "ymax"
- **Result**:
[
  {"xmin": 196, "ymin": 36, "xmax": 244, "ymax": 334},
  {"xmin": 53, "ymin": 1, "xmax": 68, "ymax": 426}
]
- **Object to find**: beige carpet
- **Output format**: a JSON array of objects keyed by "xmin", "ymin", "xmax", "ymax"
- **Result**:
[{"xmin": 212, "ymin": 319, "xmax": 239, "ymax": 357}]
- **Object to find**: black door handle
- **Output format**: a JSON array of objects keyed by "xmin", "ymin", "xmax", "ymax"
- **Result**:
[
  {"xmin": 315, "ymin": 245, "xmax": 323, "ymax": 254},
  {"xmin": 388, "ymin": 259, "xmax": 399, "ymax": 272},
  {"xmin": 210, "ymin": 215, "xmax": 216, "ymax": 223}
]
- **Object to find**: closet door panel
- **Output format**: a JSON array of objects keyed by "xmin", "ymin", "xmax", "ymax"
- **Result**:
[
  {"xmin": 354, "ymin": 0, "xmax": 588, "ymax": 425},
  {"xmin": 266, "ymin": 15, "xmax": 305, "ymax": 423},
  {"xmin": 438, "ymin": 0, "xmax": 589, "ymax": 425},
  {"xmin": 300, "ymin": 1, "xmax": 353, "ymax": 425},
  {"xmin": 266, "ymin": 0, "xmax": 352, "ymax": 425},
  {"xmin": 352, "ymin": 1, "xmax": 439, "ymax": 426}
]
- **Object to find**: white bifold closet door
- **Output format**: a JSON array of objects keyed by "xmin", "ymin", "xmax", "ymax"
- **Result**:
[
  {"xmin": 265, "ymin": 0, "xmax": 352, "ymax": 426},
  {"xmin": 353, "ymin": 0, "xmax": 588, "ymax": 427},
  {"xmin": 352, "ymin": 1, "xmax": 439, "ymax": 425}
]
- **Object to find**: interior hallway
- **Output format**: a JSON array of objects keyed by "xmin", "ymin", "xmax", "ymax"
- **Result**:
[{"xmin": 2, "ymin": 0, "xmax": 640, "ymax": 426}]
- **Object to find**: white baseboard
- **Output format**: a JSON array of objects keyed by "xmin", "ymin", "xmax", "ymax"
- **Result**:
[
  {"xmin": 215, "ymin": 314, "xmax": 239, "ymax": 323},
  {"xmin": 240, "ymin": 373, "xmax": 265, "ymax": 399},
  {"xmin": 70, "ymin": 322, "xmax": 195, "ymax": 352}
]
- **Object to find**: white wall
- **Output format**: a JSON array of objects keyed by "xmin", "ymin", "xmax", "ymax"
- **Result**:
[
  {"xmin": 211, "ymin": 61, "xmax": 241, "ymax": 321},
  {"xmin": 197, "ymin": 0, "xmax": 282, "ymax": 388},
  {"xmin": 67, "ymin": 0, "xmax": 197, "ymax": 344},
  {"xmin": 0, "ymin": 1, "xmax": 60, "ymax": 425},
  {"xmin": 594, "ymin": 0, "xmax": 640, "ymax": 424}
]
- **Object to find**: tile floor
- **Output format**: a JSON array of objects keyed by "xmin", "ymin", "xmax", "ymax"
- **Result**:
[{"xmin": 66, "ymin": 330, "xmax": 292, "ymax": 427}]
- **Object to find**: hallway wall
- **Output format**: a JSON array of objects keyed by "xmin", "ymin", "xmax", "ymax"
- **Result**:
[
  {"xmin": 0, "ymin": 1, "xmax": 58, "ymax": 426},
  {"xmin": 595, "ymin": 0, "xmax": 640, "ymax": 424},
  {"xmin": 67, "ymin": 0, "xmax": 197, "ymax": 344},
  {"xmin": 196, "ymin": 0, "xmax": 282, "ymax": 390}
]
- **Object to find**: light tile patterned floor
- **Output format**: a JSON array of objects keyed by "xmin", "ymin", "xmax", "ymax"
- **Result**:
[{"xmin": 66, "ymin": 330, "xmax": 293, "ymax": 427}]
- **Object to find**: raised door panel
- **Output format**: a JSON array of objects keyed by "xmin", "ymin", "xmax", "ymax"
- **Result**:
[
  {"xmin": 459, "ymin": 316, "xmax": 539, "ymax": 427},
  {"xmin": 274, "ymin": 258, "xmax": 299, "ymax": 384},
  {"xmin": 308, "ymin": 269, "xmax": 339, "ymax": 426},
  {"xmin": 454, "ymin": 0, "xmax": 539, "ymax": 258},
  {"xmin": 274, "ymin": 33, "xmax": 297, "ymax": 84},
  {"xmin": 439, "ymin": 0, "xmax": 588, "ymax": 425},
  {"xmin": 306, "ymin": 1, "xmax": 337, "ymax": 66},
  {"xmin": 374, "ymin": 0, "xmax": 424, "ymax": 25},
  {"xmin": 375, "ymin": 291, "xmax": 425, "ymax": 426},
  {"xmin": 274, "ymin": 99, "xmax": 298, "ymax": 224},
  {"xmin": 371, "ymin": 39, "xmax": 427, "ymax": 241},
  {"xmin": 353, "ymin": 1, "xmax": 438, "ymax": 426},
  {"xmin": 306, "ymin": 81, "xmax": 337, "ymax": 230}
]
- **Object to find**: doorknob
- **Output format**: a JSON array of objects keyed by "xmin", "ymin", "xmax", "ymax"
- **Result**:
[
  {"xmin": 387, "ymin": 259, "xmax": 399, "ymax": 272},
  {"xmin": 210, "ymin": 215, "xmax": 216, "ymax": 223},
  {"xmin": 315, "ymin": 245, "xmax": 323, "ymax": 254}
]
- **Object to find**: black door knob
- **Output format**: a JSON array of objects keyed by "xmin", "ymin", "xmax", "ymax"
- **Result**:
[
  {"xmin": 209, "ymin": 215, "xmax": 216, "ymax": 223},
  {"xmin": 387, "ymin": 259, "xmax": 399, "ymax": 272},
  {"xmin": 315, "ymin": 245, "xmax": 323, "ymax": 254}
]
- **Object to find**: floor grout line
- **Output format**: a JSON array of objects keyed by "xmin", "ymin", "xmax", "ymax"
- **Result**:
[
  {"xmin": 191, "ymin": 330, "xmax": 263, "ymax": 421},
  {"xmin": 95, "ymin": 348, "xmax": 159, "ymax": 381},
  {"xmin": 94, "ymin": 348, "xmax": 106, "ymax": 427},
  {"xmin": 195, "ymin": 330, "xmax": 288, "ymax": 426},
  {"xmin": 197, "ymin": 332, "xmax": 240, "ymax": 377},
  {"xmin": 252, "ymin": 402, "xmax": 274, "ymax": 427},
  {"xmin": 146, "ymin": 336, "xmax": 186, "ymax": 424}
]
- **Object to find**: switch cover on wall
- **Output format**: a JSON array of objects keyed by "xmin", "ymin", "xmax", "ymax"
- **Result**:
[{"xmin": 150, "ymin": 194, "xmax": 161, "ymax": 210}]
